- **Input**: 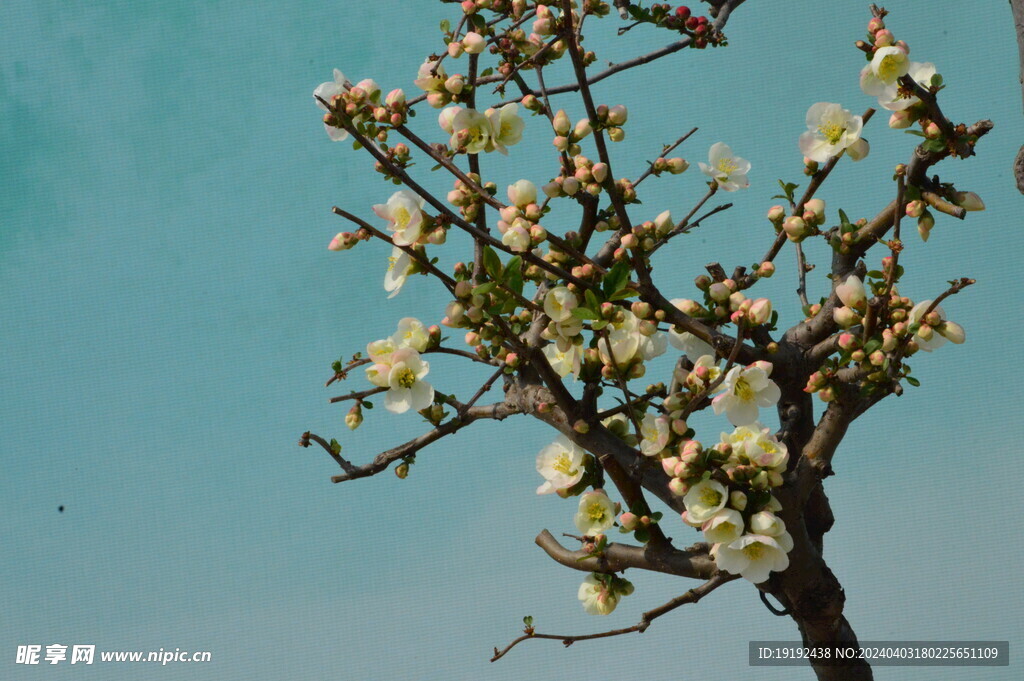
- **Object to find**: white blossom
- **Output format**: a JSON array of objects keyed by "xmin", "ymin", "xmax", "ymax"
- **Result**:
[
  {"xmin": 712, "ymin": 362, "xmax": 781, "ymax": 427},
  {"xmin": 712, "ymin": 534, "xmax": 790, "ymax": 583},
  {"xmin": 798, "ymin": 103, "xmax": 864, "ymax": 163},
  {"xmin": 859, "ymin": 46, "xmax": 910, "ymax": 96},
  {"xmin": 373, "ymin": 190, "xmax": 427, "ymax": 247},
  {"xmin": 908, "ymin": 300, "xmax": 965, "ymax": 352},
  {"xmin": 544, "ymin": 286, "xmax": 578, "ymax": 323},
  {"xmin": 639, "ymin": 413, "xmax": 671, "ymax": 457},
  {"xmin": 578, "ymin": 573, "xmax": 633, "ymax": 616},
  {"xmin": 383, "ymin": 246, "xmax": 414, "ymax": 298},
  {"xmin": 535, "ymin": 435, "xmax": 586, "ymax": 494},
  {"xmin": 698, "ymin": 142, "xmax": 750, "ymax": 192},
  {"xmin": 702, "ymin": 508, "xmax": 744, "ymax": 545},
  {"xmin": 382, "ymin": 348, "xmax": 434, "ymax": 414},
  {"xmin": 486, "ymin": 103, "xmax": 525, "ymax": 154},
  {"xmin": 391, "ymin": 317, "xmax": 430, "ymax": 351},
  {"xmin": 450, "ymin": 108, "xmax": 492, "ymax": 153},
  {"xmin": 682, "ymin": 479, "xmax": 728, "ymax": 526},
  {"xmin": 877, "ymin": 61, "xmax": 936, "ymax": 111},
  {"xmin": 574, "ymin": 489, "xmax": 619, "ymax": 536},
  {"xmin": 313, "ymin": 68, "xmax": 349, "ymax": 141}
]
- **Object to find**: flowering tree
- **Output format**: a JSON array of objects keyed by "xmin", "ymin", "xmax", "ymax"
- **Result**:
[{"xmin": 299, "ymin": 2, "xmax": 991, "ymax": 679}]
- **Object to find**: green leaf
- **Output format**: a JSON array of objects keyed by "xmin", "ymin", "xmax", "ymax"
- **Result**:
[
  {"xmin": 585, "ymin": 288, "xmax": 602, "ymax": 311},
  {"xmin": 904, "ymin": 129, "xmax": 927, "ymax": 138},
  {"xmin": 483, "ymin": 246, "xmax": 502, "ymax": 280},
  {"xmin": 906, "ymin": 375, "xmax": 920, "ymax": 387},
  {"xmin": 362, "ymin": 401, "xmax": 374, "ymax": 409},
  {"xmin": 602, "ymin": 261, "xmax": 630, "ymax": 297},
  {"xmin": 439, "ymin": 18, "xmax": 451, "ymax": 33},
  {"xmin": 473, "ymin": 281, "xmax": 497, "ymax": 295},
  {"xmin": 777, "ymin": 179, "xmax": 799, "ymax": 203},
  {"xmin": 838, "ymin": 209, "xmax": 851, "ymax": 227},
  {"xmin": 329, "ymin": 439, "xmax": 342, "ymax": 455},
  {"xmin": 634, "ymin": 527, "xmax": 650, "ymax": 544},
  {"xmin": 480, "ymin": 67, "xmax": 494, "ymax": 78},
  {"xmin": 502, "ymin": 255, "xmax": 522, "ymax": 281},
  {"xmin": 571, "ymin": 307, "xmax": 600, "ymax": 320},
  {"xmin": 523, "ymin": 615, "xmax": 533, "ymax": 628},
  {"xmin": 930, "ymin": 73, "xmax": 943, "ymax": 88},
  {"xmin": 608, "ymin": 288, "xmax": 637, "ymax": 301},
  {"xmin": 922, "ymin": 138, "xmax": 946, "ymax": 153}
]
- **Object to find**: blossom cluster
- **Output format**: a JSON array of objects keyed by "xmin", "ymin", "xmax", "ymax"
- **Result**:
[{"xmin": 364, "ymin": 318, "xmax": 438, "ymax": 414}]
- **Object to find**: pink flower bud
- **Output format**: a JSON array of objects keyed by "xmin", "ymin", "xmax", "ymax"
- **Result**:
[
  {"xmin": 783, "ymin": 216, "xmax": 807, "ymax": 242},
  {"xmin": 749, "ymin": 298, "xmax": 772, "ymax": 325},
  {"xmin": 874, "ymin": 29, "xmax": 895, "ymax": 47},
  {"xmin": 607, "ymin": 105, "xmax": 628, "ymax": 125},
  {"xmin": 924, "ymin": 121, "xmax": 942, "ymax": 139},
  {"xmin": 889, "ymin": 109, "xmax": 915, "ymax": 129},
  {"xmin": 708, "ymin": 282, "xmax": 731, "ymax": 302},
  {"xmin": 757, "ymin": 261, "xmax": 775, "ymax": 278},
  {"xmin": 462, "ymin": 31, "xmax": 486, "ymax": 54},
  {"xmin": 668, "ymin": 478, "xmax": 689, "ymax": 496},
  {"xmin": 619, "ymin": 512, "xmax": 640, "ymax": 531},
  {"xmin": 867, "ymin": 17, "xmax": 885, "ymax": 33},
  {"xmin": 767, "ymin": 205, "xmax": 786, "ymax": 223},
  {"xmin": 905, "ymin": 200, "xmax": 924, "ymax": 218},
  {"xmin": 552, "ymin": 109, "xmax": 571, "ymax": 136},
  {"xmin": 838, "ymin": 333, "xmax": 859, "ymax": 351},
  {"xmin": 833, "ymin": 306, "xmax": 860, "ymax": 328},
  {"xmin": 954, "ymin": 191, "xmax": 985, "ymax": 211}
]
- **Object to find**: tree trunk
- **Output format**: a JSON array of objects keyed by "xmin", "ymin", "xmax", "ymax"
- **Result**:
[{"xmin": 1010, "ymin": 0, "xmax": 1024, "ymax": 192}]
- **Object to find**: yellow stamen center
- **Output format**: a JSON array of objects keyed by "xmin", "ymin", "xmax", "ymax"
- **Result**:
[
  {"xmin": 716, "ymin": 157, "xmax": 738, "ymax": 174},
  {"xmin": 817, "ymin": 122, "xmax": 845, "ymax": 145},
  {"xmin": 552, "ymin": 452, "xmax": 578, "ymax": 477},
  {"xmin": 743, "ymin": 541, "xmax": 767, "ymax": 560},
  {"xmin": 735, "ymin": 377, "xmax": 755, "ymax": 401},
  {"xmin": 395, "ymin": 367, "xmax": 416, "ymax": 388},
  {"xmin": 587, "ymin": 502, "xmax": 607, "ymax": 521},
  {"xmin": 699, "ymin": 487, "xmax": 722, "ymax": 507}
]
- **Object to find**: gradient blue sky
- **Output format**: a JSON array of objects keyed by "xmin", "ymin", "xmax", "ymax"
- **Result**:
[{"xmin": 3, "ymin": 1, "xmax": 1021, "ymax": 679}]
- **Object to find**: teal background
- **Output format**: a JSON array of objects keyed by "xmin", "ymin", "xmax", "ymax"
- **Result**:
[{"xmin": 2, "ymin": 1, "xmax": 1021, "ymax": 679}]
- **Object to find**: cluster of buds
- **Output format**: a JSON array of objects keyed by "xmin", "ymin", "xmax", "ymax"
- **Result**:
[
  {"xmin": 861, "ymin": 14, "xmax": 909, "ymax": 53},
  {"xmin": 446, "ymin": 30, "xmax": 487, "ymax": 58},
  {"xmin": 904, "ymin": 199, "xmax": 935, "ymax": 242},
  {"xmin": 830, "ymin": 214, "xmax": 868, "ymax": 254},
  {"xmin": 372, "ymin": 142, "xmax": 411, "ymax": 183},
  {"xmin": 322, "ymin": 78, "xmax": 394, "ymax": 142},
  {"xmin": 648, "ymin": 155, "xmax": 690, "ymax": 177},
  {"xmin": 832, "ymin": 274, "xmax": 868, "ymax": 328},
  {"xmin": 327, "ymin": 229, "xmax": 371, "ymax": 252},
  {"xmin": 414, "ymin": 59, "xmax": 467, "ymax": 109},
  {"xmin": 498, "ymin": 180, "xmax": 548, "ymax": 252},
  {"xmin": 541, "ymin": 153, "xmax": 609, "ymax": 198},
  {"xmin": 446, "ymin": 172, "xmax": 497, "ymax": 223},
  {"xmin": 803, "ymin": 368, "xmax": 836, "ymax": 402},
  {"xmin": 638, "ymin": 5, "xmax": 718, "ymax": 48},
  {"xmin": 549, "ymin": 109, "xmax": 596, "ymax": 156},
  {"xmin": 665, "ymin": 426, "xmax": 789, "ymax": 506}
]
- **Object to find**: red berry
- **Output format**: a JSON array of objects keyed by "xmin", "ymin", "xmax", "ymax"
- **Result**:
[
  {"xmin": 685, "ymin": 15, "xmax": 699, "ymax": 29},
  {"xmin": 697, "ymin": 15, "xmax": 708, "ymax": 24},
  {"xmin": 693, "ymin": 23, "xmax": 707, "ymax": 35},
  {"xmin": 675, "ymin": 5, "xmax": 691, "ymax": 19}
]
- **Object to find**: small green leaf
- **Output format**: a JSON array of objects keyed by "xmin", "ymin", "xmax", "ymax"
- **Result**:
[
  {"xmin": 502, "ymin": 256, "xmax": 522, "ymax": 281},
  {"xmin": 439, "ymin": 18, "xmax": 451, "ymax": 33},
  {"xmin": 523, "ymin": 615, "xmax": 533, "ymax": 628},
  {"xmin": 904, "ymin": 129, "xmax": 927, "ymax": 138},
  {"xmin": 483, "ymin": 246, "xmax": 502, "ymax": 280},
  {"xmin": 329, "ymin": 438, "xmax": 342, "ymax": 455},
  {"xmin": 585, "ymin": 288, "xmax": 602, "ymax": 311},
  {"xmin": 930, "ymin": 73, "xmax": 943, "ymax": 88},
  {"xmin": 473, "ymin": 281, "xmax": 497, "ymax": 295},
  {"xmin": 480, "ymin": 67, "xmax": 494, "ymax": 78},
  {"xmin": 571, "ymin": 307, "xmax": 600, "ymax": 320},
  {"xmin": 362, "ymin": 401, "xmax": 374, "ymax": 409},
  {"xmin": 602, "ymin": 261, "xmax": 630, "ymax": 297},
  {"xmin": 906, "ymin": 376, "xmax": 920, "ymax": 387}
]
